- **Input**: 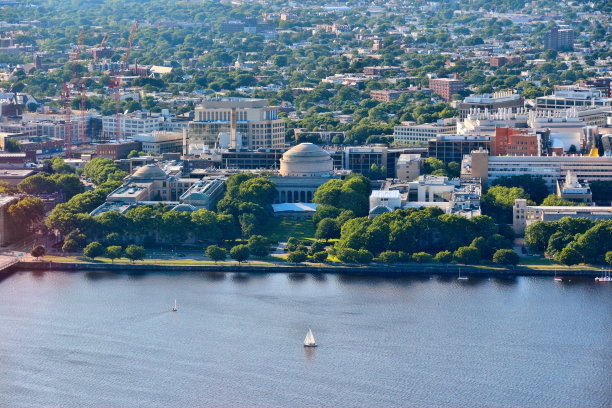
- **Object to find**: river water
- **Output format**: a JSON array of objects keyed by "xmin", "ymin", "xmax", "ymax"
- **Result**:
[{"xmin": 0, "ymin": 270, "xmax": 610, "ymax": 408}]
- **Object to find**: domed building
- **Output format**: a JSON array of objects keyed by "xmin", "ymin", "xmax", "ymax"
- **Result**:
[
  {"xmin": 279, "ymin": 143, "xmax": 334, "ymax": 177},
  {"xmin": 271, "ymin": 143, "xmax": 341, "ymax": 205}
]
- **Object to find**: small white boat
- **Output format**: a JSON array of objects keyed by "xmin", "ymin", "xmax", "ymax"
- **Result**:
[
  {"xmin": 172, "ymin": 299, "xmax": 177, "ymax": 312},
  {"xmin": 554, "ymin": 271, "xmax": 563, "ymax": 282},
  {"xmin": 304, "ymin": 328, "xmax": 317, "ymax": 347},
  {"xmin": 457, "ymin": 269, "xmax": 468, "ymax": 281},
  {"xmin": 595, "ymin": 268, "xmax": 612, "ymax": 282}
]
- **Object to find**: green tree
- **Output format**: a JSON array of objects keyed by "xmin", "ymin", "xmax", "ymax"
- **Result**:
[
  {"xmin": 287, "ymin": 250, "xmax": 307, "ymax": 264},
  {"xmin": 8, "ymin": 196, "xmax": 46, "ymax": 230},
  {"xmin": 31, "ymin": 245, "xmax": 45, "ymax": 260},
  {"xmin": 315, "ymin": 218, "xmax": 339, "ymax": 242},
  {"xmin": 206, "ymin": 245, "xmax": 227, "ymax": 263},
  {"xmin": 605, "ymin": 251, "xmax": 612, "ymax": 266},
  {"xmin": 105, "ymin": 246, "xmax": 123, "ymax": 263},
  {"xmin": 125, "ymin": 245, "xmax": 146, "ymax": 263},
  {"xmin": 18, "ymin": 174, "xmax": 57, "ymax": 195},
  {"xmin": 378, "ymin": 250, "xmax": 399, "ymax": 264},
  {"xmin": 422, "ymin": 158, "xmax": 445, "ymax": 174},
  {"xmin": 492, "ymin": 249, "xmax": 519, "ymax": 266},
  {"xmin": 557, "ymin": 247, "xmax": 582, "ymax": 266},
  {"xmin": 230, "ymin": 244, "xmax": 250, "ymax": 264},
  {"xmin": 50, "ymin": 157, "xmax": 73, "ymax": 174},
  {"xmin": 453, "ymin": 246, "xmax": 480, "ymax": 264},
  {"xmin": 434, "ymin": 250, "xmax": 453, "ymax": 264},
  {"xmin": 312, "ymin": 251, "xmax": 328, "ymax": 263},
  {"xmin": 355, "ymin": 249, "xmax": 373, "ymax": 264},
  {"xmin": 412, "ymin": 252, "xmax": 433, "ymax": 263},
  {"xmin": 541, "ymin": 194, "xmax": 575, "ymax": 206},
  {"xmin": 62, "ymin": 239, "xmax": 78, "ymax": 254},
  {"xmin": 83, "ymin": 241, "xmax": 105, "ymax": 260},
  {"xmin": 247, "ymin": 235, "xmax": 269, "ymax": 258}
]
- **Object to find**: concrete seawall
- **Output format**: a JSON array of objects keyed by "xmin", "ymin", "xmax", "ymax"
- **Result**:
[{"xmin": 8, "ymin": 261, "xmax": 602, "ymax": 277}]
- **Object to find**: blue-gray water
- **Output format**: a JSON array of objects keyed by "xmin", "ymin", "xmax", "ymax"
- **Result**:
[{"xmin": 1, "ymin": 270, "xmax": 611, "ymax": 408}]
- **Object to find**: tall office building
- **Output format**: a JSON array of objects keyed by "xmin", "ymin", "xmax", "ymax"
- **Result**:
[{"xmin": 189, "ymin": 98, "xmax": 285, "ymax": 151}]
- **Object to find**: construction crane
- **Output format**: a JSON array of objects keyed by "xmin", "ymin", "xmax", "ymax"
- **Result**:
[
  {"xmin": 78, "ymin": 75, "xmax": 87, "ymax": 145},
  {"xmin": 62, "ymin": 80, "xmax": 72, "ymax": 159},
  {"xmin": 64, "ymin": 28, "xmax": 85, "ymax": 158},
  {"xmin": 113, "ymin": 20, "xmax": 138, "ymax": 143}
]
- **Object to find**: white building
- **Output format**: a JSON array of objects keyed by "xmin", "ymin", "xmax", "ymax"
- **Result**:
[
  {"xmin": 535, "ymin": 87, "xmax": 612, "ymax": 110},
  {"xmin": 463, "ymin": 149, "xmax": 612, "ymax": 188},
  {"xmin": 513, "ymin": 199, "xmax": 612, "ymax": 233},
  {"xmin": 393, "ymin": 118, "xmax": 456, "ymax": 145},
  {"xmin": 102, "ymin": 112, "xmax": 164, "ymax": 140},
  {"xmin": 133, "ymin": 131, "xmax": 183, "ymax": 155}
]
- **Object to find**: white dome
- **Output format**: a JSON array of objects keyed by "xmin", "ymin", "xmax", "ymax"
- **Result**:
[
  {"xmin": 131, "ymin": 164, "xmax": 168, "ymax": 180},
  {"xmin": 280, "ymin": 143, "xmax": 333, "ymax": 177}
]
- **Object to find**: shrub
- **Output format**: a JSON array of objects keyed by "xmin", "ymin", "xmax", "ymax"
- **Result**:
[
  {"xmin": 356, "ymin": 249, "xmax": 373, "ymax": 264},
  {"xmin": 378, "ymin": 251, "xmax": 399, "ymax": 264},
  {"xmin": 31, "ymin": 245, "xmax": 45, "ymax": 260},
  {"xmin": 287, "ymin": 250, "xmax": 308, "ymax": 264},
  {"xmin": 312, "ymin": 251, "xmax": 328, "ymax": 263}
]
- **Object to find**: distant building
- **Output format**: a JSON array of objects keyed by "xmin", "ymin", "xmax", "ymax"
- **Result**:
[
  {"xmin": 428, "ymin": 135, "xmax": 491, "ymax": 164},
  {"xmin": 489, "ymin": 55, "xmax": 521, "ymax": 67},
  {"xmin": 535, "ymin": 87, "xmax": 612, "ymax": 111},
  {"xmin": 543, "ymin": 27, "xmax": 574, "ymax": 51},
  {"xmin": 459, "ymin": 91, "xmax": 524, "ymax": 119},
  {"xmin": 394, "ymin": 119, "xmax": 456, "ymax": 146},
  {"xmin": 395, "ymin": 154, "xmax": 421, "ymax": 181},
  {"xmin": 101, "ymin": 112, "xmax": 164, "ymax": 141},
  {"xmin": 463, "ymin": 150, "xmax": 612, "ymax": 188},
  {"xmin": 513, "ymin": 199, "xmax": 612, "ymax": 234},
  {"xmin": 270, "ymin": 143, "xmax": 342, "ymax": 204},
  {"xmin": 134, "ymin": 131, "xmax": 183, "ymax": 155},
  {"xmin": 491, "ymin": 128, "xmax": 539, "ymax": 157},
  {"xmin": 189, "ymin": 98, "xmax": 285, "ymax": 150},
  {"xmin": 556, "ymin": 170, "xmax": 592, "ymax": 205},
  {"xmin": 579, "ymin": 78, "xmax": 611, "ymax": 98},
  {"xmin": 96, "ymin": 141, "xmax": 140, "ymax": 160},
  {"xmin": 369, "ymin": 176, "xmax": 481, "ymax": 218},
  {"xmin": 429, "ymin": 75, "xmax": 464, "ymax": 101},
  {"xmin": 363, "ymin": 66, "xmax": 402, "ymax": 76},
  {"xmin": 344, "ymin": 146, "xmax": 387, "ymax": 177}
]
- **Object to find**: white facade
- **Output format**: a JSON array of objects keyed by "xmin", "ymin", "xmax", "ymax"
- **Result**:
[
  {"xmin": 102, "ymin": 113, "xmax": 164, "ymax": 140},
  {"xmin": 513, "ymin": 199, "xmax": 612, "ymax": 233},
  {"xmin": 394, "ymin": 119, "xmax": 456, "ymax": 145}
]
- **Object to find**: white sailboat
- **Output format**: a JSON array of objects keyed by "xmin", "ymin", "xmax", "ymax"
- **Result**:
[
  {"xmin": 304, "ymin": 328, "xmax": 317, "ymax": 347},
  {"xmin": 457, "ymin": 268, "xmax": 468, "ymax": 280},
  {"xmin": 172, "ymin": 299, "xmax": 177, "ymax": 312},
  {"xmin": 595, "ymin": 268, "xmax": 612, "ymax": 282}
]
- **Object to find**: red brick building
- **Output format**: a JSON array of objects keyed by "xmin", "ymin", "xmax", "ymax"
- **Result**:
[
  {"xmin": 429, "ymin": 74, "xmax": 464, "ymax": 101},
  {"xmin": 490, "ymin": 55, "xmax": 521, "ymax": 67},
  {"xmin": 491, "ymin": 128, "xmax": 539, "ymax": 157},
  {"xmin": 579, "ymin": 77, "xmax": 611, "ymax": 98}
]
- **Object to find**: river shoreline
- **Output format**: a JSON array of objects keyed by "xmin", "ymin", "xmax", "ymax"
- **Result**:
[{"xmin": 4, "ymin": 260, "xmax": 603, "ymax": 277}]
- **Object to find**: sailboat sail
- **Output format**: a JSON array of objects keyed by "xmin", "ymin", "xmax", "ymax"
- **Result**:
[{"xmin": 304, "ymin": 328, "xmax": 316, "ymax": 346}]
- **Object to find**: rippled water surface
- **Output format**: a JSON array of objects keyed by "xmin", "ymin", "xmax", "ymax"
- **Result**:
[{"xmin": 1, "ymin": 270, "xmax": 611, "ymax": 407}]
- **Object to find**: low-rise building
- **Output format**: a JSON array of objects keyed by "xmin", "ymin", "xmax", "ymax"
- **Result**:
[
  {"xmin": 463, "ymin": 149, "xmax": 612, "ymax": 188},
  {"xmin": 491, "ymin": 127, "xmax": 539, "ymax": 156},
  {"xmin": 394, "ymin": 119, "xmax": 456, "ymax": 146},
  {"xmin": 428, "ymin": 135, "xmax": 491, "ymax": 164},
  {"xmin": 96, "ymin": 141, "xmax": 140, "ymax": 160},
  {"xmin": 134, "ymin": 131, "xmax": 184, "ymax": 155},
  {"xmin": 513, "ymin": 199, "xmax": 612, "ymax": 234},
  {"xmin": 429, "ymin": 75, "xmax": 464, "ymax": 101},
  {"xmin": 556, "ymin": 170, "xmax": 592, "ymax": 205},
  {"xmin": 369, "ymin": 176, "xmax": 481, "ymax": 218},
  {"xmin": 458, "ymin": 91, "xmax": 524, "ymax": 119}
]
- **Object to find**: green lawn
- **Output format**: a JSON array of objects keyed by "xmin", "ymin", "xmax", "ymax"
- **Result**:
[{"xmin": 261, "ymin": 218, "xmax": 316, "ymax": 243}]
